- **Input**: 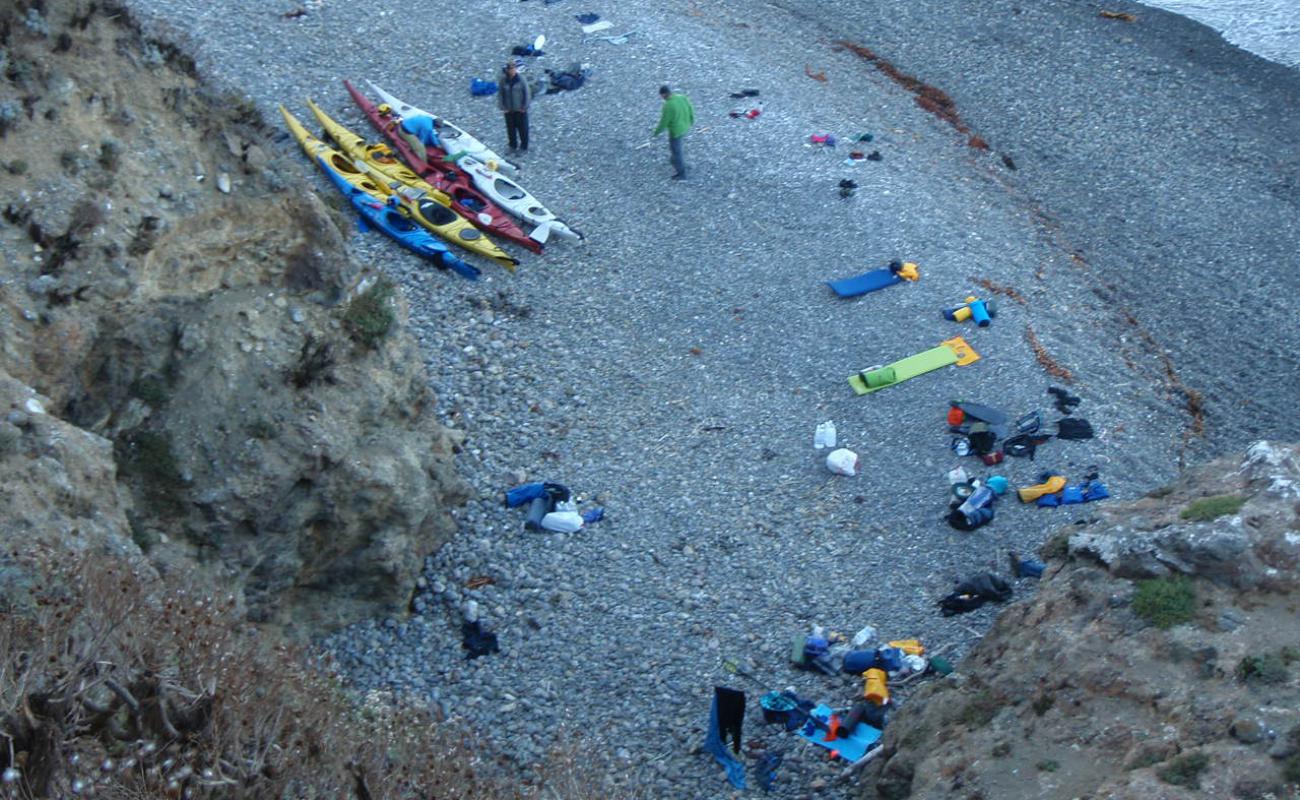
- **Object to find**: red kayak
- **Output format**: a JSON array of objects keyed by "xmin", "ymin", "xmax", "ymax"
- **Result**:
[{"xmin": 343, "ymin": 79, "xmax": 542, "ymax": 254}]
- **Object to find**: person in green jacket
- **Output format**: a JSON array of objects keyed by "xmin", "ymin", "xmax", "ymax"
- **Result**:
[{"xmin": 654, "ymin": 85, "xmax": 695, "ymax": 180}]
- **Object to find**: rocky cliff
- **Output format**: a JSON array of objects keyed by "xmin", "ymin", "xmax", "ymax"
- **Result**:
[
  {"xmin": 0, "ymin": 0, "xmax": 468, "ymax": 634},
  {"xmin": 861, "ymin": 442, "xmax": 1300, "ymax": 799}
]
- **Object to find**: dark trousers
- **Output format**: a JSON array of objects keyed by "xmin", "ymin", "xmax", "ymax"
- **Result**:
[
  {"xmin": 668, "ymin": 134, "xmax": 686, "ymax": 177},
  {"xmin": 504, "ymin": 111, "xmax": 529, "ymax": 150}
]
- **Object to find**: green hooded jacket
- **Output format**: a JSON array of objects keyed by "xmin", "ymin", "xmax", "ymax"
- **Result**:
[{"xmin": 654, "ymin": 93, "xmax": 695, "ymax": 138}]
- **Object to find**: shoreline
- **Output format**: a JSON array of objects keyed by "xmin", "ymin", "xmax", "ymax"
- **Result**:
[
  {"xmin": 115, "ymin": 0, "xmax": 1300, "ymax": 795},
  {"xmin": 774, "ymin": 0, "xmax": 1300, "ymax": 456},
  {"xmin": 1134, "ymin": 0, "xmax": 1300, "ymax": 71}
]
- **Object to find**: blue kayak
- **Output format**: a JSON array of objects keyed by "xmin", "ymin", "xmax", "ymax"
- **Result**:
[{"xmin": 316, "ymin": 155, "xmax": 480, "ymax": 281}]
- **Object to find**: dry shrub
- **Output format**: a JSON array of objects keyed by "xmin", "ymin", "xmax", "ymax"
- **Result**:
[{"xmin": 0, "ymin": 547, "xmax": 637, "ymax": 799}]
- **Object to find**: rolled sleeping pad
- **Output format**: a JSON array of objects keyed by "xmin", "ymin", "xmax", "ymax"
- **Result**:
[
  {"xmin": 523, "ymin": 495, "xmax": 553, "ymax": 530},
  {"xmin": 862, "ymin": 366, "xmax": 897, "ymax": 388},
  {"xmin": 842, "ymin": 649, "xmax": 878, "ymax": 674},
  {"xmin": 505, "ymin": 482, "xmax": 547, "ymax": 507}
]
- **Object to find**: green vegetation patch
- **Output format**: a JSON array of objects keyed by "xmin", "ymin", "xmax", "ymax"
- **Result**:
[
  {"xmin": 1180, "ymin": 494, "xmax": 1245, "ymax": 522},
  {"xmin": 1283, "ymin": 753, "xmax": 1300, "ymax": 783},
  {"xmin": 1132, "ymin": 576, "xmax": 1196, "ymax": 629},
  {"xmin": 1157, "ymin": 752, "xmax": 1210, "ymax": 789},
  {"xmin": 246, "ymin": 417, "xmax": 279, "ymax": 440},
  {"xmin": 116, "ymin": 430, "xmax": 186, "ymax": 515},
  {"xmin": 1035, "ymin": 760, "xmax": 1060, "ymax": 772},
  {"xmin": 343, "ymin": 278, "xmax": 396, "ymax": 350},
  {"xmin": 128, "ymin": 374, "xmax": 170, "ymax": 406},
  {"xmin": 958, "ymin": 689, "xmax": 1001, "ymax": 729},
  {"xmin": 1237, "ymin": 648, "xmax": 1298, "ymax": 685}
]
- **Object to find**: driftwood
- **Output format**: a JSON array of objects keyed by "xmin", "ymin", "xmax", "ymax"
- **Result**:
[{"xmin": 839, "ymin": 744, "xmax": 884, "ymax": 779}]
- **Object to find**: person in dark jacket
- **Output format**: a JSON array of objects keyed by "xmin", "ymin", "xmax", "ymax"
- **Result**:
[{"xmin": 497, "ymin": 61, "xmax": 532, "ymax": 153}]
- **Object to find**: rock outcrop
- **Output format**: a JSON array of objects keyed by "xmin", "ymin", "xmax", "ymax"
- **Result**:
[
  {"xmin": 0, "ymin": 0, "xmax": 469, "ymax": 635},
  {"xmin": 860, "ymin": 442, "xmax": 1300, "ymax": 799}
]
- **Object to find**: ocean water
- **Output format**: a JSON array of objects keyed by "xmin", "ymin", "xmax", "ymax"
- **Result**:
[{"xmin": 1137, "ymin": 0, "xmax": 1300, "ymax": 69}]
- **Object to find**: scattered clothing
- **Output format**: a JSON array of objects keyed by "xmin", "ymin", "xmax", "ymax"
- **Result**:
[
  {"xmin": 753, "ymin": 752, "xmax": 782, "ymax": 792},
  {"xmin": 704, "ymin": 689, "xmax": 747, "ymax": 789},
  {"xmin": 1048, "ymin": 386, "xmax": 1082, "ymax": 414},
  {"xmin": 545, "ymin": 63, "xmax": 592, "ymax": 94},
  {"xmin": 715, "ymin": 686, "xmax": 746, "ymax": 754},
  {"xmin": 939, "ymin": 573, "xmax": 1013, "ymax": 615},
  {"xmin": 1003, "ymin": 432, "xmax": 1052, "ymax": 459},
  {"xmin": 461, "ymin": 620, "xmax": 499, "ymax": 659},
  {"xmin": 470, "ymin": 77, "xmax": 498, "ymax": 96},
  {"xmin": 1009, "ymin": 552, "xmax": 1046, "ymax": 578},
  {"xmin": 1056, "ymin": 417, "xmax": 1094, "ymax": 440}
]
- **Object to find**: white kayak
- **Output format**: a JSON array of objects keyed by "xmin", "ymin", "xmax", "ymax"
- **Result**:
[
  {"xmin": 367, "ymin": 80, "xmax": 518, "ymax": 176},
  {"xmin": 367, "ymin": 82, "xmax": 584, "ymax": 245}
]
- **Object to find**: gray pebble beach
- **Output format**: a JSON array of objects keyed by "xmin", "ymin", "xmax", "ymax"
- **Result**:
[{"xmin": 122, "ymin": 0, "xmax": 1300, "ymax": 795}]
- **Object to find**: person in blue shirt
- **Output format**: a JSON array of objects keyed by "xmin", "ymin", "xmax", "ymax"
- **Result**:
[{"xmin": 378, "ymin": 103, "xmax": 442, "ymax": 164}]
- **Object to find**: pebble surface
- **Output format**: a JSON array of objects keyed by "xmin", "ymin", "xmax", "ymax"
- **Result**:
[{"xmin": 120, "ymin": 0, "xmax": 1300, "ymax": 795}]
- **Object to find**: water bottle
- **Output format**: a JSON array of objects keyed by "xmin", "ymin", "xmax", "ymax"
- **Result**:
[{"xmin": 814, "ymin": 420, "xmax": 837, "ymax": 449}]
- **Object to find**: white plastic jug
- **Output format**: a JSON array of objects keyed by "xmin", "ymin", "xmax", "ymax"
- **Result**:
[{"xmin": 814, "ymin": 420, "xmax": 837, "ymax": 449}]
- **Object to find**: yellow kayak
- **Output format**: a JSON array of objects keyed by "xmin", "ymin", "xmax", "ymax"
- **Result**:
[
  {"xmin": 306, "ymin": 99, "xmax": 517, "ymax": 272},
  {"xmin": 279, "ymin": 106, "xmax": 480, "ymax": 280}
]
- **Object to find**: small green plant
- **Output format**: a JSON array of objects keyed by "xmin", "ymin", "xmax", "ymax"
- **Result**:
[
  {"xmin": 958, "ymin": 689, "xmax": 1001, "ymax": 729},
  {"xmin": 129, "ymin": 375, "xmax": 170, "ymax": 406},
  {"xmin": 1132, "ymin": 576, "xmax": 1196, "ymax": 629},
  {"xmin": 116, "ymin": 430, "xmax": 186, "ymax": 515},
  {"xmin": 59, "ymin": 149, "xmax": 83, "ymax": 175},
  {"xmin": 1035, "ymin": 760, "xmax": 1060, "ymax": 772},
  {"xmin": 1144, "ymin": 484, "xmax": 1175, "ymax": 499},
  {"xmin": 287, "ymin": 335, "xmax": 335, "ymax": 389},
  {"xmin": 1237, "ymin": 650, "xmax": 1295, "ymax": 684},
  {"xmin": 1180, "ymin": 494, "xmax": 1245, "ymax": 522},
  {"xmin": 129, "ymin": 522, "xmax": 160, "ymax": 553},
  {"xmin": 246, "ymin": 418, "xmax": 279, "ymax": 440},
  {"xmin": 343, "ymin": 278, "xmax": 396, "ymax": 349},
  {"xmin": 1040, "ymin": 530, "xmax": 1070, "ymax": 561},
  {"xmin": 98, "ymin": 138, "xmax": 122, "ymax": 172},
  {"xmin": 1157, "ymin": 752, "xmax": 1210, "ymax": 789},
  {"xmin": 991, "ymin": 741, "xmax": 1011, "ymax": 758},
  {"xmin": 6, "ymin": 159, "xmax": 27, "ymax": 174},
  {"xmin": 1031, "ymin": 693, "xmax": 1055, "ymax": 716},
  {"xmin": 1283, "ymin": 753, "xmax": 1300, "ymax": 783}
]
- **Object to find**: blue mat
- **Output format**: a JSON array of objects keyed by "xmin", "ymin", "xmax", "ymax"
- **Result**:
[
  {"xmin": 826, "ymin": 268, "xmax": 902, "ymax": 298},
  {"xmin": 795, "ymin": 704, "xmax": 882, "ymax": 762}
]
